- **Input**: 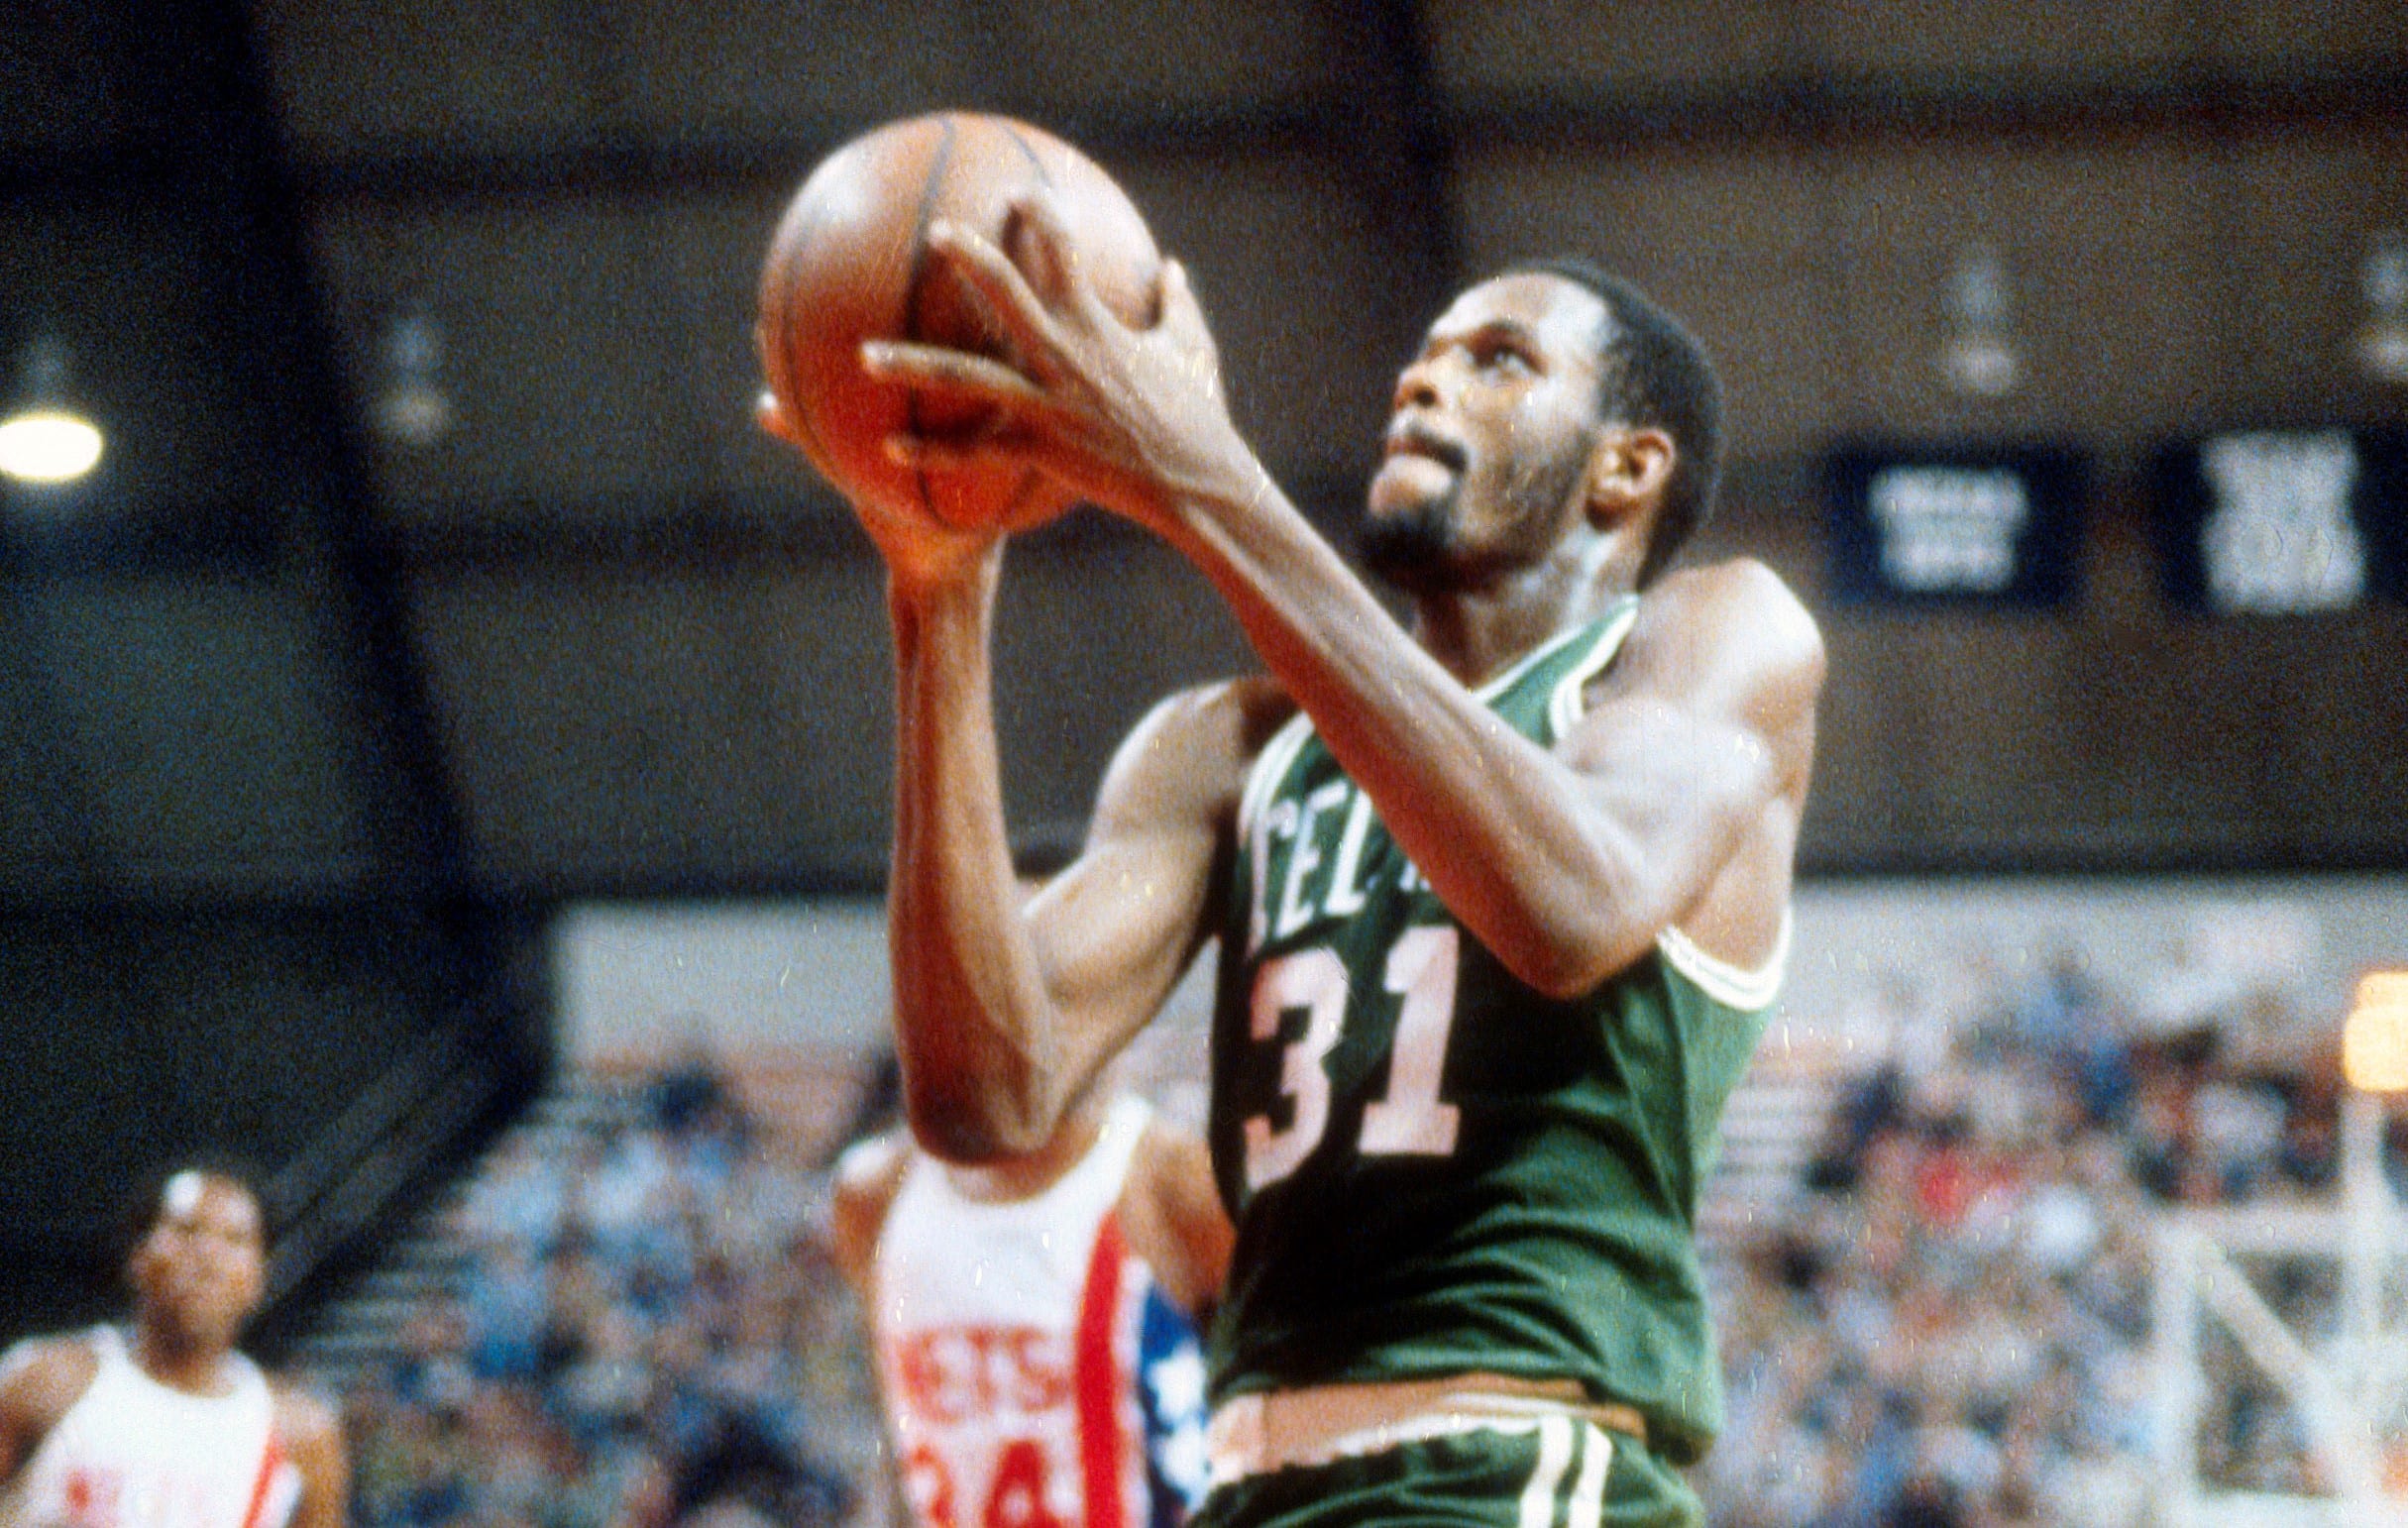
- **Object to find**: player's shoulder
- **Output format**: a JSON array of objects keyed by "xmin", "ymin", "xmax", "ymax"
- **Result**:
[
  {"xmin": 828, "ymin": 1128, "xmax": 916, "ymax": 1287},
  {"xmin": 268, "ymin": 1376, "xmax": 344, "ymax": 1448},
  {"xmin": 1128, "ymin": 1110, "xmax": 1209, "ymax": 1183},
  {"xmin": 832, "ymin": 1127, "xmax": 916, "ymax": 1205},
  {"xmin": 1652, "ymin": 558, "xmax": 1818, "ymax": 645},
  {"xmin": 1098, "ymin": 676, "xmax": 1300, "ymax": 826},
  {"xmin": 0, "ymin": 1331, "xmax": 102, "ymax": 1427},
  {"xmin": 1134, "ymin": 676, "xmax": 1298, "ymax": 762},
  {"xmin": 1617, "ymin": 555, "xmax": 1820, "ymax": 711},
  {"xmin": 1128, "ymin": 1114, "xmax": 1217, "ymax": 1213}
]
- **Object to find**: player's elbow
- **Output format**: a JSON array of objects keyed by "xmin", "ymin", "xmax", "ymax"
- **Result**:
[
  {"xmin": 1506, "ymin": 924, "xmax": 1659, "ymax": 1001},
  {"xmin": 901, "ymin": 1072, "xmax": 1053, "ymax": 1164},
  {"xmin": 1491, "ymin": 847, "xmax": 1708, "ymax": 1000}
]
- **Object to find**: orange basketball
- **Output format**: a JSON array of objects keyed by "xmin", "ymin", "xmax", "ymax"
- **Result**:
[{"xmin": 757, "ymin": 112, "xmax": 1161, "ymax": 532}]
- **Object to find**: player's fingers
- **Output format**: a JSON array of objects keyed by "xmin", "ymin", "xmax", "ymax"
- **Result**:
[
  {"xmin": 860, "ymin": 340, "xmax": 1040, "ymax": 404},
  {"xmin": 1003, "ymin": 190, "xmax": 1111, "ymax": 327},
  {"xmin": 923, "ymin": 219, "xmax": 1065, "ymax": 357},
  {"xmin": 880, "ymin": 421, "xmax": 1029, "ymax": 473}
]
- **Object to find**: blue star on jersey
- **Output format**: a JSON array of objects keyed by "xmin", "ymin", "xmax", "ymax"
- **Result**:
[{"xmin": 1137, "ymin": 1286, "xmax": 1210, "ymax": 1524}]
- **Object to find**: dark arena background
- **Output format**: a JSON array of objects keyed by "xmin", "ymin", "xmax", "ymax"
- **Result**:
[{"xmin": 2, "ymin": 4, "xmax": 2405, "ymax": 1526}]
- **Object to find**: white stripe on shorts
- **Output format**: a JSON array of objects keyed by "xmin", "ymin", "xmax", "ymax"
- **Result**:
[
  {"xmin": 1516, "ymin": 1417, "xmax": 1614, "ymax": 1528},
  {"xmin": 1516, "ymin": 1417, "xmax": 1576, "ymax": 1528},
  {"xmin": 1568, "ymin": 1423, "xmax": 1612, "ymax": 1528}
]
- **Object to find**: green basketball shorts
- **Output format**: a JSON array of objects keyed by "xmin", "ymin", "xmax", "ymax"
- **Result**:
[{"xmin": 1192, "ymin": 1414, "xmax": 1700, "ymax": 1528}]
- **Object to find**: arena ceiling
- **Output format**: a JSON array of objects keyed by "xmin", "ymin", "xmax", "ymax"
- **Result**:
[{"xmin": 2, "ymin": 0, "xmax": 2404, "ymax": 911}]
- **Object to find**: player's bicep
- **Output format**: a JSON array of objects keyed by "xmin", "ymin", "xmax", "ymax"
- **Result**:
[{"xmin": 1024, "ymin": 684, "xmax": 1256, "ymax": 1077}]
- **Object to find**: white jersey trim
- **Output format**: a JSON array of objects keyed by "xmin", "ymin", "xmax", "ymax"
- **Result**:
[
  {"xmin": 1542, "ymin": 601, "xmax": 1641, "ymax": 741},
  {"xmin": 1656, "ymin": 910, "xmax": 1792, "ymax": 1013},
  {"xmin": 1236, "ymin": 710, "xmax": 1315, "ymax": 850}
]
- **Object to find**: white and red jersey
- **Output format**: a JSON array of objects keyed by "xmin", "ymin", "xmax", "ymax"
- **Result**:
[
  {"xmin": 11, "ymin": 1327, "xmax": 300, "ymax": 1528},
  {"xmin": 872, "ymin": 1096, "xmax": 1210, "ymax": 1528}
]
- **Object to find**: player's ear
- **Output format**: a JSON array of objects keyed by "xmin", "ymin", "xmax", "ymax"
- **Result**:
[{"xmin": 1583, "ymin": 426, "xmax": 1675, "ymax": 529}]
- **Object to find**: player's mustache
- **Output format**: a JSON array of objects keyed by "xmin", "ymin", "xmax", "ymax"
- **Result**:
[{"xmin": 1382, "ymin": 421, "xmax": 1468, "ymax": 474}]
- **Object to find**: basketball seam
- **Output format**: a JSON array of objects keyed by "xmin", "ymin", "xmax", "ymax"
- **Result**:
[
  {"xmin": 996, "ymin": 122, "xmax": 1054, "ymax": 523},
  {"xmin": 901, "ymin": 117, "xmax": 960, "ymax": 523}
]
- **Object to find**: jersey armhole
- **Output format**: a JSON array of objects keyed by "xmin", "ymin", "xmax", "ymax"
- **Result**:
[{"xmin": 1656, "ymin": 910, "xmax": 1791, "ymax": 1013}]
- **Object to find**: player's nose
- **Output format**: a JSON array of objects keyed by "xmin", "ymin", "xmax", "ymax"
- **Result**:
[{"xmin": 1391, "ymin": 357, "xmax": 1443, "ymax": 415}]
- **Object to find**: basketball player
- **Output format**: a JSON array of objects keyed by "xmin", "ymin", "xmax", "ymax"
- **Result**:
[
  {"xmin": 831, "ymin": 1082, "xmax": 1233, "ymax": 1528},
  {"xmin": 0, "ymin": 1168, "xmax": 349, "ymax": 1528},
  {"xmin": 787, "ymin": 199, "xmax": 1822, "ymax": 1526}
]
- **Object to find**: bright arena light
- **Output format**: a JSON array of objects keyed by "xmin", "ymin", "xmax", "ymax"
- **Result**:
[
  {"xmin": 2343, "ymin": 970, "xmax": 2408, "ymax": 1093},
  {"xmin": 0, "ymin": 407, "xmax": 106, "ymax": 484}
]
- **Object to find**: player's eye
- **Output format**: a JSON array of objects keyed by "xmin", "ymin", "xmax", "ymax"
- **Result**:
[{"xmin": 1476, "ymin": 340, "xmax": 1535, "ymax": 376}]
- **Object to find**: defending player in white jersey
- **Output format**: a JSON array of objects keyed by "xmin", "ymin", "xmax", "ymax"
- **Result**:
[
  {"xmin": 833, "ymin": 1088, "xmax": 1232, "ymax": 1528},
  {"xmin": 0, "ymin": 1168, "xmax": 348, "ymax": 1528}
]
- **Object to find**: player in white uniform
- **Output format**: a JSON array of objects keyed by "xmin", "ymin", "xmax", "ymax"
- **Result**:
[
  {"xmin": 834, "ymin": 1091, "xmax": 1233, "ymax": 1528},
  {"xmin": 0, "ymin": 1169, "xmax": 348, "ymax": 1528}
]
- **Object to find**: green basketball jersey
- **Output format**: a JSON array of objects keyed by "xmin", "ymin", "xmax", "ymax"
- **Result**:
[{"xmin": 1203, "ymin": 600, "xmax": 1783, "ymax": 1466}]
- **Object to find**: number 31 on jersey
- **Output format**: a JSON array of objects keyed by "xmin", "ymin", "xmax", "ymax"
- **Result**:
[{"xmin": 1244, "ymin": 925, "xmax": 1462, "ymax": 1191}]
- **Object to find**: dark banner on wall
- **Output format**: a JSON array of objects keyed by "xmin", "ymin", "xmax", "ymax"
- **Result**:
[
  {"xmin": 1825, "ymin": 442, "xmax": 2088, "ymax": 609},
  {"xmin": 2152, "ymin": 427, "xmax": 2408, "ymax": 614}
]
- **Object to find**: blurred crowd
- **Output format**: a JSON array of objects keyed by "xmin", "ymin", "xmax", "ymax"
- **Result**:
[
  {"xmin": 325, "ymin": 1054, "xmax": 886, "ymax": 1528},
  {"xmin": 1698, "ymin": 946, "xmax": 2368, "ymax": 1527}
]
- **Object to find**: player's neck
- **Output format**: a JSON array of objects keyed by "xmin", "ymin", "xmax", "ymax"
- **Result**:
[
  {"xmin": 130, "ymin": 1319, "xmax": 242, "ymax": 1397},
  {"xmin": 1413, "ymin": 557, "xmax": 1637, "ymax": 687}
]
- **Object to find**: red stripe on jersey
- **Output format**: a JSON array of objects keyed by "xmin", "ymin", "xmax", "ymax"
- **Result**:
[
  {"xmin": 240, "ymin": 1434, "xmax": 283, "ymax": 1528},
  {"xmin": 1074, "ymin": 1211, "xmax": 1130, "ymax": 1528}
]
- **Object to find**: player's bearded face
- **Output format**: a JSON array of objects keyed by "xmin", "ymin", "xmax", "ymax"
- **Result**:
[
  {"xmin": 1360, "ymin": 273, "xmax": 1611, "ymax": 596},
  {"xmin": 1359, "ymin": 432, "xmax": 1591, "ymax": 594}
]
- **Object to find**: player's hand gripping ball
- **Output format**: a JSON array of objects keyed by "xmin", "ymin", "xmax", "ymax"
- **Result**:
[{"xmin": 756, "ymin": 111, "xmax": 1162, "ymax": 536}]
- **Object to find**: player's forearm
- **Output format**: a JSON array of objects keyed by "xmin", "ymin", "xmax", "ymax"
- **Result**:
[
  {"xmin": 885, "ymin": 561, "xmax": 1076, "ymax": 1158},
  {"xmin": 1158, "ymin": 483, "xmax": 1769, "ymax": 995}
]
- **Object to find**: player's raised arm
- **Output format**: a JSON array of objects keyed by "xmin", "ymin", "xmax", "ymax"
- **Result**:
[
  {"xmin": 768, "ymin": 298, "xmax": 1232, "ymax": 1164},
  {"xmin": 869, "ymin": 200, "xmax": 1820, "ymax": 998},
  {"xmin": 883, "ymin": 627, "xmax": 1270, "ymax": 1159}
]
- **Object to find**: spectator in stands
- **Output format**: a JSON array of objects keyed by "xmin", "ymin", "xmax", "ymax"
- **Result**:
[{"xmin": 1700, "ymin": 943, "xmax": 2347, "ymax": 1525}]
